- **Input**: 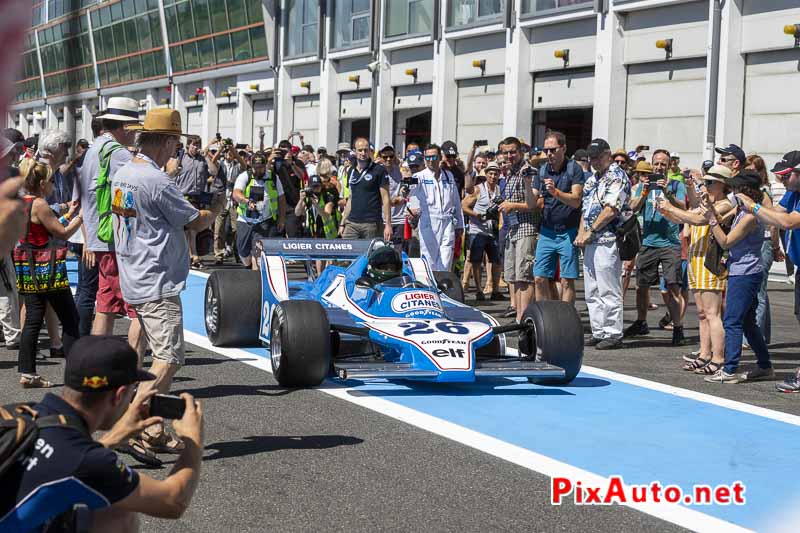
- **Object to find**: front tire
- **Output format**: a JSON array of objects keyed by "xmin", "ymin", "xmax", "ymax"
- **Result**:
[
  {"xmin": 519, "ymin": 301, "xmax": 583, "ymax": 384},
  {"xmin": 270, "ymin": 300, "xmax": 331, "ymax": 387},
  {"xmin": 205, "ymin": 270, "xmax": 261, "ymax": 347}
]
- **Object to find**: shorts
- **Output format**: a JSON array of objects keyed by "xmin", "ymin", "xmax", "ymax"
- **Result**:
[
  {"xmin": 342, "ymin": 220, "xmax": 383, "ymax": 240},
  {"xmin": 469, "ymin": 233, "xmax": 501, "ymax": 265},
  {"xmin": 504, "ymin": 234, "xmax": 536, "ymax": 283},
  {"xmin": 660, "ymin": 259, "xmax": 688, "ymax": 292},
  {"xmin": 135, "ymin": 296, "xmax": 185, "ymax": 366},
  {"xmin": 237, "ymin": 220, "xmax": 279, "ymax": 260},
  {"xmin": 533, "ymin": 226, "xmax": 580, "ymax": 280},
  {"xmin": 636, "ymin": 246, "xmax": 681, "ymax": 288},
  {"xmin": 95, "ymin": 251, "xmax": 136, "ymax": 318}
]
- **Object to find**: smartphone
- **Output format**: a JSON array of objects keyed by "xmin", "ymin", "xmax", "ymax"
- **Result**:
[
  {"xmin": 150, "ymin": 394, "xmax": 186, "ymax": 419},
  {"xmin": 474, "ymin": 139, "xmax": 487, "ymax": 147},
  {"xmin": 235, "ymin": 143, "xmax": 247, "ymax": 150}
]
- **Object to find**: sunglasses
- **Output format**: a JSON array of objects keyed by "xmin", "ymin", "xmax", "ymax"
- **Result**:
[
  {"xmin": 719, "ymin": 156, "xmax": 736, "ymax": 163},
  {"xmin": 614, "ymin": 158, "xmax": 627, "ymax": 164},
  {"xmin": 381, "ymin": 153, "xmax": 395, "ymax": 158},
  {"xmin": 424, "ymin": 155, "xmax": 439, "ymax": 161},
  {"xmin": 542, "ymin": 147, "xmax": 561, "ymax": 154},
  {"xmin": 499, "ymin": 150, "xmax": 518, "ymax": 156}
]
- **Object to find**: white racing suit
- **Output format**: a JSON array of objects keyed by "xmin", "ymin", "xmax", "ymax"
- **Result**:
[{"xmin": 409, "ymin": 167, "xmax": 464, "ymax": 271}]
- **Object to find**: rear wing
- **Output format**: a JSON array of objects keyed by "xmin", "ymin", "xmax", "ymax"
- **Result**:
[{"xmin": 257, "ymin": 238, "xmax": 373, "ymax": 261}]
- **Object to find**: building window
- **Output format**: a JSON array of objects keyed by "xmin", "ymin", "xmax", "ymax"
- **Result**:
[
  {"xmin": 331, "ymin": 0, "xmax": 370, "ymax": 50},
  {"xmin": 447, "ymin": 0, "xmax": 503, "ymax": 28},
  {"xmin": 521, "ymin": 0, "xmax": 592, "ymax": 15},
  {"xmin": 286, "ymin": 0, "xmax": 319, "ymax": 58},
  {"xmin": 385, "ymin": 0, "xmax": 433, "ymax": 39}
]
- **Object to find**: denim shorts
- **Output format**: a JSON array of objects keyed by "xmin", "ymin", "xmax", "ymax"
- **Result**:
[{"xmin": 533, "ymin": 226, "xmax": 580, "ymax": 280}]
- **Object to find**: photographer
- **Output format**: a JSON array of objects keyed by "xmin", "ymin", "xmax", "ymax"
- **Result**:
[
  {"xmin": 233, "ymin": 152, "xmax": 287, "ymax": 270},
  {"xmin": 408, "ymin": 144, "xmax": 464, "ymax": 271},
  {"xmin": 295, "ymin": 175, "xmax": 337, "ymax": 240},
  {"xmin": 272, "ymin": 140, "xmax": 305, "ymax": 237},
  {"xmin": 211, "ymin": 139, "xmax": 247, "ymax": 264},
  {"xmin": 462, "ymin": 162, "xmax": 503, "ymax": 300},
  {"xmin": 0, "ymin": 336, "xmax": 203, "ymax": 532},
  {"xmin": 624, "ymin": 149, "xmax": 688, "ymax": 346}
]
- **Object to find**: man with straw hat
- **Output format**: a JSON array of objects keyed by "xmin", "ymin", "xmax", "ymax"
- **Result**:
[{"xmin": 112, "ymin": 108, "xmax": 222, "ymax": 465}]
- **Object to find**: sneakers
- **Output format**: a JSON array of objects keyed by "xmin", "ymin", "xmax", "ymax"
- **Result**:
[
  {"xmin": 596, "ymin": 338, "xmax": 623, "ymax": 350},
  {"xmin": 776, "ymin": 372, "xmax": 800, "ymax": 393},
  {"xmin": 623, "ymin": 320, "xmax": 649, "ymax": 338},
  {"xmin": 490, "ymin": 292, "xmax": 506, "ymax": 301},
  {"xmin": 585, "ymin": 336, "xmax": 602, "ymax": 347},
  {"xmin": 671, "ymin": 326, "xmax": 688, "ymax": 346},
  {"xmin": 49, "ymin": 346, "xmax": 65, "ymax": 358},
  {"xmin": 704, "ymin": 369, "xmax": 739, "ymax": 383},
  {"xmin": 736, "ymin": 366, "xmax": 775, "ymax": 383}
]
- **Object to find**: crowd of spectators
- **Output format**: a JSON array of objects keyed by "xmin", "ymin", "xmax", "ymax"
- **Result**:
[{"xmin": 2, "ymin": 91, "xmax": 800, "ymax": 531}]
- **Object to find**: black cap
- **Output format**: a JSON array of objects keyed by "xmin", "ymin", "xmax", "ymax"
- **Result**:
[
  {"xmin": 586, "ymin": 138, "xmax": 611, "ymax": 157},
  {"xmin": 77, "ymin": 139, "xmax": 89, "ymax": 148},
  {"xmin": 309, "ymin": 174, "xmax": 322, "ymax": 186},
  {"xmin": 407, "ymin": 152, "xmax": 423, "ymax": 167},
  {"xmin": 771, "ymin": 151, "xmax": 800, "ymax": 176},
  {"xmin": 727, "ymin": 169, "xmax": 762, "ymax": 190},
  {"xmin": 714, "ymin": 144, "xmax": 746, "ymax": 165},
  {"xmin": 251, "ymin": 152, "xmax": 267, "ymax": 165},
  {"xmin": 702, "ymin": 159, "xmax": 714, "ymax": 171},
  {"xmin": 65, "ymin": 336, "xmax": 155, "ymax": 391},
  {"xmin": 573, "ymin": 149, "xmax": 589, "ymax": 161},
  {"xmin": 441, "ymin": 140, "xmax": 458, "ymax": 157}
]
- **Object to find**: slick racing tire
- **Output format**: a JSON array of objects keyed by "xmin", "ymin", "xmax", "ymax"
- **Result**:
[
  {"xmin": 519, "ymin": 301, "xmax": 583, "ymax": 384},
  {"xmin": 270, "ymin": 300, "xmax": 331, "ymax": 387},
  {"xmin": 434, "ymin": 271, "xmax": 465, "ymax": 303},
  {"xmin": 205, "ymin": 270, "xmax": 261, "ymax": 347}
]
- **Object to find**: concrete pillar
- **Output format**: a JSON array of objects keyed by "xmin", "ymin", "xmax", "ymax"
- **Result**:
[
  {"xmin": 591, "ymin": 10, "xmax": 626, "ymax": 147},
  {"xmin": 712, "ymin": 0, "xmax": 744, "ymax": 156},
  {"xmin": 82, "ymin": 103, "xmax": 92, "ymax": 139},
  {"xmin": 275, "ymin": 66, "xmax": 294, "ymax": 142},
  {"xmin": 202, "ymin": 79, "xmax": 218, "ymax": 144},
  {"xmin": 373, "ymin": 48, "xmax": 395, "ymax": 148},
  {"xmin": 318, "ymin": 58, "xmax": 339, "ymax": 147},
  {"xmin": 146, "ymin": 89, "xmax": 158, "ymax": 111},
  {"xmin": 431, "ymin": 38, "xmax": 457, "ymax": 143},
  {"xmin": 503, "ymin": 25, "xmax": 532, "ymax": 139},
  {"xmin": 63, "ymin": 104, "xmax": 75, "ymax": 142},
  {"xmin": 46, "ymin": 105, "xmax": 58, "ymax": 131},
  {"xmin": 237, "ymin": 91, "xmax": 253, "ymax": 148}
]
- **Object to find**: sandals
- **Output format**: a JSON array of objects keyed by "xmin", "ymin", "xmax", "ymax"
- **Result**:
[
  {"xmin": 20, "ymin": 374, "xmax": 53, "ymax": 388},
  {"xmin": 117, "ymin": 438, "xmax": 163, "ymax": 467},
  {"xmin": 695, "ymin": 361, "xmax": 723, "ymax": 375},
  {"xmin": 142, "ymin": 429, "xmax": 185, "ymax": 454},
  {"xmin": 683, "ymin": 357, "xmax": 710, "ymax": 371}
]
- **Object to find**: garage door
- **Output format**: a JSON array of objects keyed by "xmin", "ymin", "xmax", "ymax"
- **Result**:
[
  {"xmin": 742, "ymin": 49, "xmax": 800, "ymax": 173},
  {"xmin": 533, "ymin": 68, "xmax": 594, "ymax": 110},
  {"xmin": 185, "ymin": 106, "xmax": 203, "ymax": 138},
  {"xmin": 217, "ymin": 104, "xmax": 237, "ymax": 142},
  {"xmin": 456, "ymin": 76, "xmax": 504, "ymax": 159},
  {"xmin": 394, "ymin": 83, "xmax": 432, "ymax": 110},
  {"xmin": 625, "ymin": 58, "xmax": 706, "ymax": 168},
  {"xmin": 340, "ymin": 91, "xmax": 371, "ymax": 120},
  {"xmin": 293, "ymin": 95, "xmax": 319, "ymax": 148},
  {"xmin": 251, "ymin": 98, "xmax": 274, "ymax": 148}
]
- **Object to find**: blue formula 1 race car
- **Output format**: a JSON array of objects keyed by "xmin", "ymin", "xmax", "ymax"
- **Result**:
[{"xmin": 203, "ymin": 239, "xmax": 583, "ymax": 388}]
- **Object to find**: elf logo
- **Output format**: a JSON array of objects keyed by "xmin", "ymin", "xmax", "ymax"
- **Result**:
[{"xmin": 431, "ymin": 348, "xmax": 466, "ymax": 358}]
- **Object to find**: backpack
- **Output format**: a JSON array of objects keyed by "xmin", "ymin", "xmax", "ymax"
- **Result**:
[
  {"xmin": 96, "ymin": 140, "xmax": 126, "ymax": 244},
  {"xmin": 0, "ymin": 402, "xmax": 84, "ymax": 478}
]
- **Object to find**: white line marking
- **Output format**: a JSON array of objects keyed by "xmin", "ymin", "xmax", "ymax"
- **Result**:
[{"xmin": 182, "ymin": 330, "xmax": 751, "ymax": 532}]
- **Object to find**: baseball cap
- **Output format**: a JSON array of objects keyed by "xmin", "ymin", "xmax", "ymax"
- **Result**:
[
  {"xmin": 407, "ymin": 152, "xmax": 423, "ymax": 167},
  {"xmin": 770, "ymin": 151, "xmax": 800, "ymax": 176},
  {"xmin": 441, "ymin": 140, "xmax": 458, "ymax": 157},
  {"xmin": 379, "ymin": 144, "xmax": 395, "ymax": 154},
  {"xmin": 317, "ymin": 146, "xmax": 327, "ymax": 154},
  {"xmin": 670, "ymin": 152, "xmax": 681, "ymax": 160},
  {"xmin": 573, "ymin": 149, "xmax": 589, "ymax": 162},
  {"xmin": 309, "ymin": 175, "xmax": 322, "ymax": 186},
  {"xmin": 702, "ymin": 160, "xmax": 714, "ymax": 172},
  {"xmin": 65, "ymin": 336, "xmax": 155, "ymax": 392},
  {"xmin": 336, "ymin": 142, "xmax": 351, "ymax": 153},
  {"xmin": 704, "ymin": 164, "xmax": 732, "ymax": 182},
  {"xmin": 251, "ymin": 152, "xmax": 268, "ymax": 165},
  {"xmin": 586, "ymin": 138, "xmax": 611, "ymax": 157},
  {"xmin": 727, "ymin": 169, "xmax": 761, "ymax": 189},
  {"xmin": 714, "ymin": 144, "xmax": 746, "ymax": 165},
  {"xmin": 290, "ymin": 146, "xmax": 300, "ymax": 155}
]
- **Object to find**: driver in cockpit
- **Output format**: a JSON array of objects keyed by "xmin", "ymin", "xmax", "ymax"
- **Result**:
[{"xmin": 363, "ymin": 245, "xmax": 403, "ymax": 285}]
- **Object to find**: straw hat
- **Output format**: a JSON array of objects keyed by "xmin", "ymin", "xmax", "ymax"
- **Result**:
[
  {"xmin": 125, "ymin": 108, "xmax": 195, "ymax": 139},
  {"xmin": 633, "ymin": 161, "xmax": 653, "ymax": 173},
  {"xmin": 704, "ymin": 164, "xmax": 732, "ymax": 183}
]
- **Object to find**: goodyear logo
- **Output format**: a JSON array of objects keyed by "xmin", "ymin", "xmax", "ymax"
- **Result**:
[{"xmin": 82, "ymin": 376, "xmax": 109, "ymax": 389}]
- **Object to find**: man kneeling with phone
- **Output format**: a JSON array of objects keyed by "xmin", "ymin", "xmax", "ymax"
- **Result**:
[{"xmin": 0, "ymin": 336, "xmax": 203, "ymax": 533}]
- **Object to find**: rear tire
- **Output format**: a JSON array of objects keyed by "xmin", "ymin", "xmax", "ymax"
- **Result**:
[
  {"xmin": 205, "ymin": 270, "xmax": 261, "ymax": 347},
  {"xmin": 270, "ymin": 300, "xmax": 331, "ymax": 387},
  {"xmin": 519, "ymin": 301, "xmax": 583, "ymax": 384},
  {"xmin": 434, "ymin": 271, "xmax": 465, "ymax": 303}
]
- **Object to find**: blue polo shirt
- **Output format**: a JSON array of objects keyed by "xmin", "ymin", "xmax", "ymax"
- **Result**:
[
  {"xmin": 534, "ymin": 160, "xmax": 585, "ymax": 232},
  {"xmin": 0, "ymin": 394, "xmax": 140, "ymax": 533},
  {"xmin": 346, "ymin": 160, "xmax": 389, "ymax": 224},
  {"xmin": 780, "ymin": 191, "xmax": 800, "ymax": 266}
]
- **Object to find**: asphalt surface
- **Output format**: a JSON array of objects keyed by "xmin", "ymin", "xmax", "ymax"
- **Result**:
[{"xmin": 2, "ymin": 260, "xmax": 798, "ymax": 532}]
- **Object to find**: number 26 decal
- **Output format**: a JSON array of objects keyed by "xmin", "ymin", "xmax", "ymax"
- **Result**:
[{"xmin": 398, "ymin": 321, "xmax": 469, "ymax": 336}]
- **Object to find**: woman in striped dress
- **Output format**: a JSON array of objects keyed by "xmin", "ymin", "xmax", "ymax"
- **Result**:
[{"xmin": 657, "ymin": 165, "xmax": 735, "ymax": 374}]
